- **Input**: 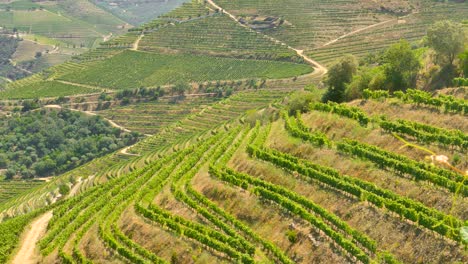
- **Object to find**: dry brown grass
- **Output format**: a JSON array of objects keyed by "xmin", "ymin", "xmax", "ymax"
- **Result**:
[
  {"xmin": 267, "ymin": 120, "xmax": 468, "ymax": 220},
  {"xmin": 79, "ymin": 225, "xmax": 123, "ymax": 264},
  {"xmin": 301, "ymin": 111, "xmax": 467, "ymax": 170},
  {"xmin": 191, "ymin": 168, "xmax": 352, "ymax": 264},
  {"xmin": 349, "ymin": 99, "xmax": 468, "ymax": 132},
  {"xmin": 232, "ymin": 139, "xmax": 467, "ymax": 263},
  {"xmin": 118, "ymin": 206, "xmax": 229, "ymax": 263}
]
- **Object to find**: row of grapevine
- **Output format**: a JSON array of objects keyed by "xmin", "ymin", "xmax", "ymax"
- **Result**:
[
  {"xmin": 135, "ymin": 130, "xmax": 257, "ymax": 263},
  {"xmin": 336, "ymin": 139, "xmax": 467, "ymax": 196},
  {"xmin": 168, "ymin": 129, "xmax": 258, "ymax": 261},
  {"xmin": 99, "ymin": 149, "xmax": 198, "ymax": 263},
  {"xmin": 38, "ymin": 145, "xmax": 186, "ymax": 257},
  {"xmin": 95, "ymin": 152, "xmax": 183, "ymax": 264},
  {"xmin": 97, "ymin": 134, "xmax": 232, "ymax": 263},
  {"xmin": 453, "ymin": 77, "xmax": 468, "ymax": 87},
  {"xmin": 379, "ymin": 119, "xmax": 467, "ymax": 149},
  {"xmin": 310, "ymin": 102, "xmax": 370, "ymax": 126},
  {"xmin": 210, "ymin": 165, "xmax": 395, "ymax": 264},
  {"xmin": 287, "ymin": 111, "xmax": 466, "ymax": 194},
  {"xmin": 364, "ymin": 89, "xmax": 467, "ymax": 115},
  {"xmin": 186, "ymin": 125, "xmax": 296, "ymax": 264},
  {"xmin": 310, "ymin": 102, "xmax": 466, "ymax": 149},
  {"xmin": 247, "ymin": 141, "xmax": 464, "ymax": 243},
  {"xmin": 136, "ymin": 204, "xmax": 254, "ymax": 263},
  {"xmin": 282, "ymin": 111, "xmax": 331, "ymax": 147}
]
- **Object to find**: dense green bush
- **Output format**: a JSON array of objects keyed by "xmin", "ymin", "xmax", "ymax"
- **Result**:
[{"xmin": 0, "ymin": 109, "xmax": 141, "ymax": 179}]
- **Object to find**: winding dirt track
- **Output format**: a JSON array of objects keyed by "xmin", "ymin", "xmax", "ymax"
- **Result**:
[
  {"xmin": 55, "ymin": 80, "xmax": 113, "ymax": 93},
  {"xmin": 12, "ymin": 212, "xmax": 52, "ymax": 264},
  {"xmin": 132, "ymin": 33, "xmax": 144, "ymax": 51},
  {"xmin": 320, "ymin": 19, "xmax": 397, "ymax": 48},
  {"xmin": 205, "ymin": 0, "xmax": 328, "ymax": 78}
]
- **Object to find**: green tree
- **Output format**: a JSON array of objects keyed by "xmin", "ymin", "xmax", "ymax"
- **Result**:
[
  {"xmin": 172, "ymin": 81, "xmax": 189, "ymax": 96},
  {"xmin": 427, "ymin": 20, "xmax": 466, "ymax": 66},
  {"xmin": 322, "ymin": 55, "xmax": 358, "ymax": 103},
  {"xmin": 345, "ymin": 66, "xmax": 382, "ymax": 100},
  {"xmin": 21, "ymin": 99, "xmax": 39, "ymax": 112},
  {"xmin": 382, "ymin": 40, "xmax": 420, "ymax": 92},
  {"xmin": 0, "ymin": 153, "xmax": 8, "ymax": 168},
  {"xmin": 287, "ymin": 91, "xmax": 317, "ymax": 115}
]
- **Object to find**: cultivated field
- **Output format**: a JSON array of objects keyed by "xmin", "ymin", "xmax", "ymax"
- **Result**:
[{"xmin": 0, "ymin": 1, "xmax": 466, "ymax": 263}]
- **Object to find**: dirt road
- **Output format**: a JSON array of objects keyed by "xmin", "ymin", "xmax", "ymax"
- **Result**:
[
  {"xmin": 206, "ymin": 0, "xmax": 328, "ymax": 78},
  {"xmin": 132, "ymin": 33, "xmax": 144, "ymax": 51},
  {"xmin": 54, "ymin": 80, "xmax": 112, "ymax": 92},
  {"xmin": 12, "ymin": 211, "xmax": 53, "ymax": 264}
]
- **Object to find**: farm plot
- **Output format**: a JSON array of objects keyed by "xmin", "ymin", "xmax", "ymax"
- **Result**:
[
  {"xmin": 0, "ymin": 80, "xmax": 99, "ymax": 99},
  {"xmin": 0, "ymin": 180, "xmax": 44, "ymax": 204},
  {"xmin": 212, "ymin": 0, "xmax": 395, "ymax": 50},
  {"xmin": 308, "ymin": 2, "xmax": 468, "ymax": 65},
  {"xmin": 58, "ymin": 50, "xmax": 312, "ymax": 90},
  {"xmin": 139, "ymin": 14, "xmax": 301, "ymax": 62}
]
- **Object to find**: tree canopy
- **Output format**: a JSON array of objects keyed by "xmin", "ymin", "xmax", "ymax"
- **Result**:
[
  {"xmin": 0, "ymin": 109, "xmax": 141, "ymax": 179},
  {"xmin": 382, "ymin": 40, "xmax": 421, "ymax": 92},
  {"xmin": 427, "ymin": 20, "xmax": 466, "ymax": 66},
  {"xmin": 322, "ymin": 55, "xmax": 358, "ymax": 103}
]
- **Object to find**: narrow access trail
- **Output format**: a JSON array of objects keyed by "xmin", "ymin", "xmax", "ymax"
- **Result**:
[
  {"xmin": 55, "ymin": 80, "xmax": 113, "ymax": 92},
  {"xmin": 206, "ymin": 0, "xmax": 328, "ymax": 78},
  {"xmin": 319, "ymin": 11, "xmax": 418, "ymax": 48},
  {"xmin": 132, "ymin": 33, "xmax": 144, "ymax": 51},
  {"xmin": 320, "ymin": 19, "xmax": 397, "ymax": 48},
  {"xmin": 119, "ymin": 145, "xmax": 140, "ymax": 156},
  {"xmin": 12, "ymin": 211, "xmax": 53, "ymax": 264}
]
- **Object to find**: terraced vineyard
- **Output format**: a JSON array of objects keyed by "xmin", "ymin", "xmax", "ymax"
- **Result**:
[
  {"xmin": 0, "ymin": 0, "xmax": 127, "ymax": 48},
  {"xmin": 0, "ymin": 180, "xmax": 44, "ymax": 204},
  {"xmin": 212, "ymin": 0, "xmax": 395, "ymax": 49},
  {"xmin": 89, "ymin": 0, "xmax": 190, "ymax": 25},
  {"xmin": 57, "ymin": 51, "xmax": 311, "ymax": 90},
  {"xmin": 0, "ymin": 0, "xmax": 314, "ymax": 99},
  {"xmin": 0, "ymin": 84, "xmax": 466, "ymax": 263},
  {"xmin": 0, "ymin": 1, "xmax": 467, "ymax": 263},
  {"xmin": 97, "ymin": 96, "xmax": 222, "ymax": 135},
  {"xmin": 127, "ymin": 88, "xmax": 296, "ymax": 154},
  {"xmin": 308, "ymin": 2, "xmax": 468, "ymax": 65},
  {"xmin": 0, "ymin": 80, "xmax": 98, "ymax": 99},
  {"xmin": 138, "ymin": 14, "xmax": 302, "ymax": 62}
]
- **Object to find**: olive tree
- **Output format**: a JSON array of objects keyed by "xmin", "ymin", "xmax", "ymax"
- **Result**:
[
  {"xmin": 382, "ymin": 40, "xmax": 420, "ymax": 92},
  {"xmin": 322, "ymin": 55, "xmax": 358, "ymax": 103},
  {"xmin": 427, "ymin": 20, "xmax": 466, "ymax": 66}
]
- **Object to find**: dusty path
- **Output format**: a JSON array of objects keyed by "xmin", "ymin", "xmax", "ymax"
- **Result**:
[
  {"xmin": 55, "ymin": 80, "xmax": 113, "ymax": 92},
  {"xmin": 320, "ymin": 11, "xmax": 417, "ymax": 48},
  {"xmin": 120, "ymin": 145, "xmax": 140, "ymax": 156},
  {"xmin": 132, "ymin": 33, "xmax": 144, "ymax": 51},
  {"xmin": 320, "ymin": 19, "xmax": 398, "ymax": 48},
  {"xmin": 12, "ymin": 211, "xmax": 53, "ymax": 264},
  {"xmin": 206, "ymin": 0, "xmax": 328, "ymax": 78}
]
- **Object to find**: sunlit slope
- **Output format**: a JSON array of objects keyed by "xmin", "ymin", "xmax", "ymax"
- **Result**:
[
  {"xmin": 0, "ymin": 1, "xmax": 312, "ymax": 99},
  {"xmin": 0, "ymin": 0, "xmax": 128, "ymax": 48}
]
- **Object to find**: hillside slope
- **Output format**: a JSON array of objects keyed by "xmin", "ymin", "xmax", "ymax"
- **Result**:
[
  {"xmin": 0, "ymin": 0, "xmax": 135, "ymax": 81},
  {"xmin": 0, "ymin": 1, "xmax": 466, "ymax": 264}
]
